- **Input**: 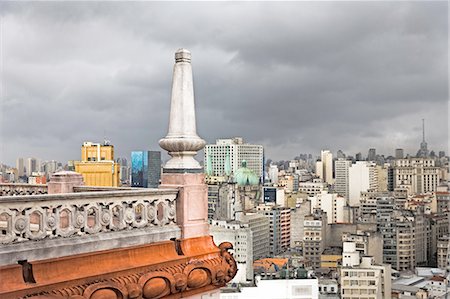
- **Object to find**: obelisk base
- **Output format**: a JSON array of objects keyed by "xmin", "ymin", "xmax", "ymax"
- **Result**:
[{"xmin": 160, "ymin": 172, "xmax": 209, "ymax": 239}]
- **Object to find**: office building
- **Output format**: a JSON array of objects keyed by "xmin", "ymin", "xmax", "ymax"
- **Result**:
[
  {"xmin": 268, "ymin": 164, "xmax": 278, "ymax": 184},
  {"xmin": 316, "ymin": 150, "xmax": 333, "ymax": 184},
  {"xmin": 334, "ymin": 158, "xmax": 351, "ymax": 200},
  {"xmin": 204, "ymin": 137, "xmax": 264, "ymax": 182},
  {"xmin": 26, "ymin": 157, "xmax": 38, "ymax": 177},
  {"xmin": 74, "ymin": 141, "xmax": 120, "ymax": 187},
  {"xmin": 348, "ymin": 161, "xmax": 378, "ymax": 206},
  {"xmin": 240, "ymin": 213, "xmax": 270, "ymax": 260},
  {"xmin": 131, "ymin": 151, "xmax": 161, "ymax": 188},
  {"xmin": 257, "ymin": 204, "xmax": 291, "ymax": 256},
  {"xmin": 16, "ymin": 158, "xmax": 24, "ymax": 177},
  {"xmin": 310, "ymin": 191, "xmax": 346, "ymax": 224},
  {"xmin": 368, "ymin": 148, "xmax": 376, "ymax": 161},
  {"xmin": 394, "ymin": 158, "xmax": 440, "ymax": 195}
]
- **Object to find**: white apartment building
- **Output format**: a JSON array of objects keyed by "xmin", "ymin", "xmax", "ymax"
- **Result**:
[
  {"xmin": 209, "ymin": 219, "xmax": 254, "ymax": 283},
  {"xmin": 310, "ymin": 191, "xmax": 346, "ymax": 224},
  {"xmin": 298, "ymin": 180, "xmax": 328, "ymax": 197},
  {"xmin": 268, "ymin": 164, "xmax": 278, "ymax": 184},
  {"xmin": 394, "ymin": 158, "xmax": 440, "ymax": 195},
  {"xmin": 348, "ymin": 161, "xmax": 378, "ymax": 206},
  {"xmin": 204, "ymin": 137, "xmax": 264, "ymax": 182},
  {"xmin": 316, "ymin": 150, "xmax": 333, "ymax": 184},
  {"xmin": 341, "ymin": 242, "xmax": 392, "ymax": 299},
  {"xmin": 335, "ymin": 158, "xmax": 352, "ymax": 200}
]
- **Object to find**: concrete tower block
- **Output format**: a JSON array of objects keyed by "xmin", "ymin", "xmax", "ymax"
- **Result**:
[
  {"xmin": 159, "ymin": 49, "xmax": 208, "ymax": 238},
  {"xmin": 48, "ymin": 171, "xmax": 84, "ymax": 194}
]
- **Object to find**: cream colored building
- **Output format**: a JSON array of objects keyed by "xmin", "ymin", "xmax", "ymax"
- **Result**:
[
  {"xmin": 310, "ymin": 190, "xmax": 347, "ymax": 224},
  {"xmin": 316, "ymin": 150, "xmax": 333, "ymax": 184},
  {"xmin": 349, "ymin": 161, "xmax": 378, "ymax": 207},
  {"xmin": 341, "ymin": 242, "xmax": 391, "ymax": 299},
  {"xmin": 303, "ymin": 209, "xmax": 327, "ymax": 269},
  {"xmin": 394, "ymin": 158, "xmax": 440, "ymax": 195}
]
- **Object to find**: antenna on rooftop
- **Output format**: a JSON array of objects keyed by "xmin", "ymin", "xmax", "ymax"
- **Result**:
[
  {"xmin": 103, "ymin": 129, "xmax": 111, "ymax": 145},
  {"xmin": 422, "ymin": 118, "xmax": 425, "ymax": 143}
]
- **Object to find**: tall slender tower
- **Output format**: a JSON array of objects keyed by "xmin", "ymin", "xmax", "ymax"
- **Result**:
[{"xmin": 417, "ymin": 118, "xmax": 429, "ymax": 157}]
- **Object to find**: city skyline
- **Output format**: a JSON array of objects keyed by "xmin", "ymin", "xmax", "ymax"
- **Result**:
[{"xmin": 0, "ymin": 2, "xmax": 448, "ymax": 165}]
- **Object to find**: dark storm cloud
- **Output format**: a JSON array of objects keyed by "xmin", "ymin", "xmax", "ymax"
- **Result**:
[{"xmin": 0, "ymin": 1, "xmax": 447, "ymax": 165}]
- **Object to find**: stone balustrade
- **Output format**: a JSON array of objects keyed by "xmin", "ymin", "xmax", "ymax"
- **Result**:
[
  {"xmin": 0, "ymin": 183, "xmax": 48, "ymax": 196},
  {"xmin": 0, "ymin": 189, "xmax": 178, "ymax": 245}
]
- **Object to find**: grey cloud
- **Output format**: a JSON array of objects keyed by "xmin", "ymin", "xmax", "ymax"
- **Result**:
[{"xmin": 0, "ymin": 1, "xmax": 447, "ymax": 165}]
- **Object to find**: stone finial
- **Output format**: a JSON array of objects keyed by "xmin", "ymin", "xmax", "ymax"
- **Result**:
[{"xmin": 159, "ymin": 49, "xmax": 205, "ymax": 171}]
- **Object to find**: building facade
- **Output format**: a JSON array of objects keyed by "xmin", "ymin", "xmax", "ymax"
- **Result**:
[
  {"xmin": 74, "ymin": 141, "xmax": 120, "ymax": 187},
  {"xmin": 131, "ymin": 151, "xmax": 161, "ymax": 188},
  {"xmin": 204, "ymin": 137, "xmax": 264, "ymax": 182}
]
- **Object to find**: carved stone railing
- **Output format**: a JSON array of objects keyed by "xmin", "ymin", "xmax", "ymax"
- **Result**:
[
  {"xmin": 0, "ymin": 189, "xmax": 178, "ymax": 245},
  {"xmin": 0, "ymin": 183, "xmax": 48, "ymax": 196}
]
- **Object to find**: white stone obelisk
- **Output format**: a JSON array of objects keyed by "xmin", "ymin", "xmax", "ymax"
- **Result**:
[
  {"xmin": 159, "ymin": 48, "xmax": 205, "ymax": 171},
  {"xmin": 159, "ymin": 49, "xmax": 208, "ymax": 239}
]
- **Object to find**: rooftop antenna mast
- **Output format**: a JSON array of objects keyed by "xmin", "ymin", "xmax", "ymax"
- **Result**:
[{"xmin": 422, "ymin": 118, "xmax": 425, "ymax": 143}]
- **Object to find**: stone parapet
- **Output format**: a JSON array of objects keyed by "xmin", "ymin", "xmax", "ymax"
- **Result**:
[
  {"xmin": 47, "ymin": 171, "xmax": 84, "ymax": 194},
  {"xmin": 160, "ymin": 172, "xmax": 209, "ymax": 239},
  {"xmin": 0, "ymin": 189, "xmax": 178, "ymax": 245},
  {"xmin": 0, "ymin": 183, "xmax": 48, "ymax": 196}
]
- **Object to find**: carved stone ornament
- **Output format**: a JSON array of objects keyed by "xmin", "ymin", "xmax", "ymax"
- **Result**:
[{"xmin": 0, "ymin": 236, "xmax": 238, "ymax": 299}]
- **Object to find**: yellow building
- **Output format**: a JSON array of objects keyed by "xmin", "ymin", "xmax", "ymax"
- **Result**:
[
  {"xmin": 75, "ymin": 141, "xmax": 120, "ymax": 187},
  {"xmin": 320, "ymin": 247, "xmax": 342, "ymax": 269}
]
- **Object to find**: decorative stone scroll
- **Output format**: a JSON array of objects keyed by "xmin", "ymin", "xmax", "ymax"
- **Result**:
[
  {"xmin": 2, "ymin": 238, "xmax": 238, "ymax": 299},
  {"xmin": 0, "ymin": 190, "xmax": 178, "ymax": 244}
]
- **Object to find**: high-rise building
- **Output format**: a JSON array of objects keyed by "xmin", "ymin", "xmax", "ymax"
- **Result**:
[
  {"xmin": 204, "ymin": 137, "xmax": 264, "ymax": 182},
  {"xmin": 26, "ymin": 157, "xmax": 38, "ymax": 177},
  {"xmin": 316, "ymin": 150, "xmax": 333, "ymax": 184},
  {"xmin": 310, "ymin": 191, "xmax": 347, "ymax": 224},
  {"xmin": 368, "ymin": 148, "xmax": 376, "ymax": 161},
  {"xmin": 303, "ymin": 209, "xmax": 327, "ymax": 269},
  {"xmin": 268, "ymin": 164, "xmax": 278, "ymax": 184},
  {"xmin": 74, "ymin": 141, "xmax": 120, "ymax": 187},
  {"xmin": 257, "ymin": 204, "xmax": 291, "ymax": 256},
  {"xmin": 334, "ymin": 158, "xmax": 351, "ymax": 200},
  {"xmin": 348, "ymin": 161, "xmax": 378, "ymax": 206},
  {"xmin": 395, "ymin": 148, "xmax": 404, "ymax": 159},
  {"xmin": 16, "ymin": 158, "xmax": 24, "ymax": 177},
  {"xmin": 116, "ymin": 158, "xmax": 129, "ymax": 185},
  {"xmin": 394, "ymin": 158, "xmax": 440, "ymax": 195},
  {"xmin": 131, "ymin": 151, "xmax": 161, "ymax": 188},
  {"xmin": 377, "ymin": 198, "xmax": 417, "ymax": 271}
]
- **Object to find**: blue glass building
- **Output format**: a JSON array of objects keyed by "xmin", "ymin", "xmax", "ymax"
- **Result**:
[{"xmin": 131, "ymin": 151, "xmax": 161, "ymax": 188}]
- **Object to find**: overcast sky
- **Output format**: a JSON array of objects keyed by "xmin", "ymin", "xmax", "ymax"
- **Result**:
[{"xmin": 0, "ymin": 1, "xmax": 448, "ymax": 166}]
